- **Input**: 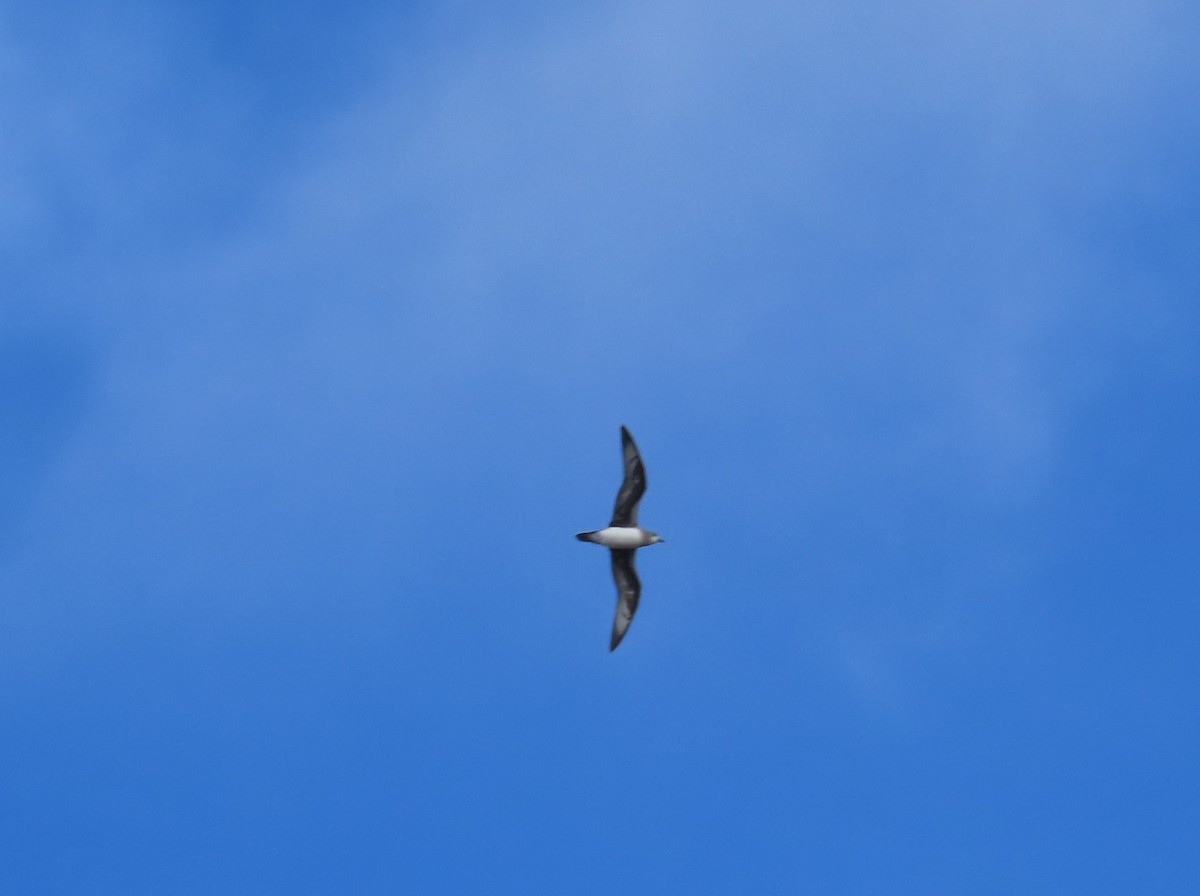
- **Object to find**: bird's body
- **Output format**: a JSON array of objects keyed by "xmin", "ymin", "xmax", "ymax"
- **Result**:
[
  {"xmin": 576, "ymin": 426, "xmax": 665, "ymax": 651},
  {"xmin": 576, "ymin": 526, "xmax": 661, "ymax": 550}
]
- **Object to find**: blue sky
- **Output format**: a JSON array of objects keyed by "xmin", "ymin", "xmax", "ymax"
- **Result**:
[{"xmin": 3, "ymin": 1, "xmax": 1198, "ymax": 892}]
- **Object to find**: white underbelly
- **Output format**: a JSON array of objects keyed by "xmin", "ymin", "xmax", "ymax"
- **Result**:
[{"xmin": 592, "ymin": 527, "xmax": 649, "ymax": 549}]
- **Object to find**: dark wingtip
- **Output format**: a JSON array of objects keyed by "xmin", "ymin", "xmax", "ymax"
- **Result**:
[{"xmin": 609, "ymin": 621, "xmax": 628, "ymax": 651}]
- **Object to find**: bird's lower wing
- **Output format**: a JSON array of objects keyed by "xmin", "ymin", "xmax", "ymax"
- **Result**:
[{"xmin": 609, "ymin": 549, "xmax": 640, "ymax": 651}]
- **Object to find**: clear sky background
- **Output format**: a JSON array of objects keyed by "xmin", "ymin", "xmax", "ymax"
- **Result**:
[{"xmin": 3, "ymin": 1, "xmax": 1199, "ymax": 892}]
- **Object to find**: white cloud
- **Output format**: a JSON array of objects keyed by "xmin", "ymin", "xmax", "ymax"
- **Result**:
[{"xmin": 2, "ymin": 0, "xmax": 1195, "ymax": 683}]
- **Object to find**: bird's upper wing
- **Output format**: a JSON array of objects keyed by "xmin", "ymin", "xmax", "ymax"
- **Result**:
[
  {"xmin": 609, "ymin": 549, "xmax": 641, "ymax": 651},
  {"xmin": 609, "ymin": 425, "xmax": 646, "ymax": 527}
]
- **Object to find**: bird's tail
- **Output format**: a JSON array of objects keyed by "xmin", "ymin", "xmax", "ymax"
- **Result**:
[{"xmin": 576, "ymin": 531, "xmax": 598, "ymax": 542}]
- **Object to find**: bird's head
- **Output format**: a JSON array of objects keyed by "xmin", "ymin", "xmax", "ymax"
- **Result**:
[{"xmin": 648, "ymin": 532, "xmax": 665, "ymax": 545}]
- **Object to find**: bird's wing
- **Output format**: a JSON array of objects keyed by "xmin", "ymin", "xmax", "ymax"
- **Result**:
[
  {"xmin": 609, "ymin": 549, "xmax": 641, "ymax": 651},
  {"xmin": 609, "ymin": 425, "xmax": 646, "ymax": 527}
]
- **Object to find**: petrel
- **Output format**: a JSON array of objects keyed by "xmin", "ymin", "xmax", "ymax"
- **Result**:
[{"xmin": 576, "ymin": 426, "xmax": 665, "ymax": 651}]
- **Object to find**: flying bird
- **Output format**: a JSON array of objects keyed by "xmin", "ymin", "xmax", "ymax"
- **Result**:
[{"xmin": 576, "ymin": 426, "xmax": 665, "ymax": 651}]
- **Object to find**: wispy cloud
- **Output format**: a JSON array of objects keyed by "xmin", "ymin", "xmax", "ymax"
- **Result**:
[{"xmin": 3, "ymin": 0, "xmax": 1196, "ymax": 685}]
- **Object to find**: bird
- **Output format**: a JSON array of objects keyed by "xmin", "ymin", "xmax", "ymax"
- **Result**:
[{"xmin": 576, "ymin": 425, "xmax": 665, "ymax": 651}]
